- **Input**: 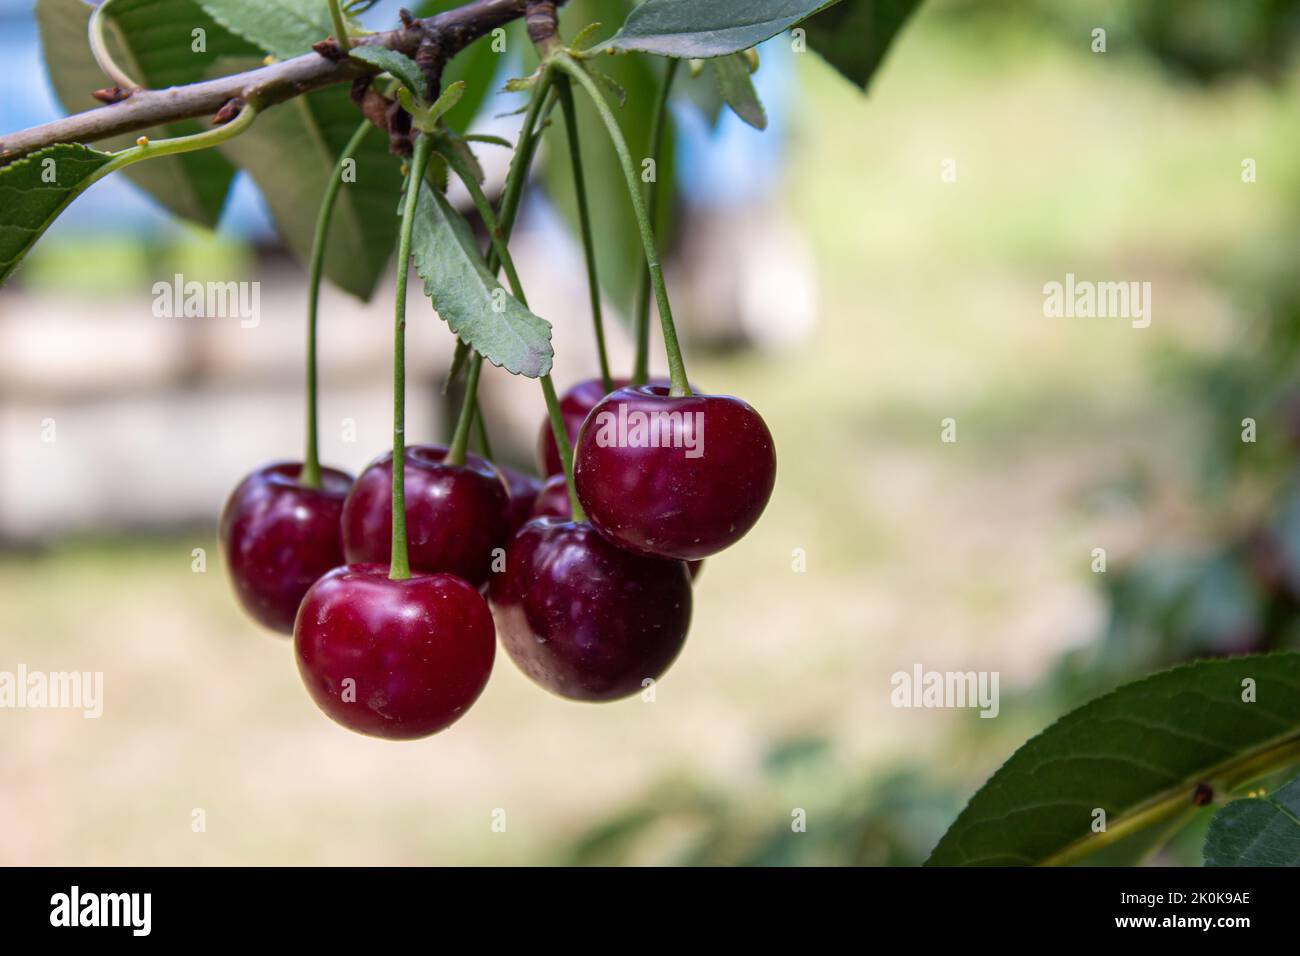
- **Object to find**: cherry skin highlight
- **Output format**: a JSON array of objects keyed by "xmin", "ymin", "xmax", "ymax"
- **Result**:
[
  {"xmin": 489, "ymin": 518, "xmax": 692, "ymax": 702},
  {"xmin": 341, "ymin": 445, "xmax": 509, "ymax": 587},
  {"xmin": 499, "ymin": 464, "xmax": 543, "ymax": 537},
  {"xmin": 219, "ymin": 461, "xmax": 352, "ymax": 635},
  {"xmin": 536, "ymin": 376, "xmax": 629, "ymax": 477},
  {"xmin": 531, "ymin": 473, "xmax": 703, "ymax": 580},
  {"xmin": 294, "ymin": 564, "xmax": 495, "ymax": 739},
  {"xmin": 573, "ymin": 385, "xmax": 776, "ymax": 561}
]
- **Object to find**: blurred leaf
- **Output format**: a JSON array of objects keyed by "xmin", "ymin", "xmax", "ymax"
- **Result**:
[
  {"xmin": 596, "ymin": 0, "xmax": 835, "ymax": 58},
  {"xmin": 349, "ymin": 46, "xmax": 426, "ymax": 96},
  {"xmin": 218, "ymin": 84, "xmax": 404, "ymax": 299},
  {"xmin": 711, "ymin": 54, "xmax": 767, "ymax": 129},
  {"xmin": 195, "ymin": 0, "xmax": 334, "ymax": 58},
  {"xmin": 0, "ymin": 143, "xmax": 115, "ymax": 285},
  {"xmin": 1205, "ymin": 773, "xmax": 1300, "ymax": 865},
  {"xmin": 410, "ymin": 183, "xmax": 553, "ymax": 377},
  {"xmin": 37, "ymin": 0, "xmax": 258, "ymax": 227},
  {"xmin": 801, "ymin": 0, "xmax": 921, "ymax": 90},
  {"xmin": 543, "ymin": 1, "xmax": 676, "ymax": 318},
  {"xmin": 927, "ymin": 654, "xmax": 1300, "ymax": 866}
]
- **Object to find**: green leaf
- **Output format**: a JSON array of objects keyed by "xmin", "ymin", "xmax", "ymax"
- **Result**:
[
  {"xmin": 218, "ymin": 84, "xmax": 404, "ymax": 299},
  {"xmin": 711, "ymin": 54, "xmax": 767, "ymax": 129},
  {"xmin": 927, "ymin": 654, "xmax": 1300, "ymax": 866},
  {"xmin": 36, "ymin": 0, "xmax": 259, "ymax": 227},
  {"xmin": 801, "ymin": 0, "xmax": 922, "ymax": 90},
  {"xmin": 0, "ymin": 143, "xmax": 116, "ymax": 284},
  {"xmin": 1205, "ymin": 773, "xmax": 1300, "ymax": 866},
  {"xmin": 409, "ymin": 183, "xmax": 553, "ymax": 377},
  {"xmin": 542, "ymin": 0, "xmax": 676, "ymax": 316},
  {"xmin": 596, "ymin": 0, "xmax": 835, "ymax": 58},
  {"xmin": 195, "ymin": 0, "xmax": 334, "ymax": 58},
  {"xmin": 349, "ymin": 46, "xmax": 426, "ymax": 97}
]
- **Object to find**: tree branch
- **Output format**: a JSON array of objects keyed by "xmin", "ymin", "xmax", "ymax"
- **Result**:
[{"xmin": 1, "ymin": 0, "xmax": 556, "ymax": 162}]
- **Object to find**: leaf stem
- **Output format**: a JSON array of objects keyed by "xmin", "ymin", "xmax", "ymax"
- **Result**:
[
  {"xmin": 389, "ymin": 133, "xmax": 435, "ymax": 581},
  {"xmin": 555, "ymin": 74, "xmax": 612, "ymax": 391},
  {"xmin": 632, "ymin": 57, "xmax": 678, "ymax": 386},
  {"xmin": 1043, "ymin": 732, "xmax": 1300, "ymax": 867},
  {"xmin": 553, "ymin": 52, "xmax": 689, "ymax": 397},
  {"xmin": 327, "ymin": 0, "xmax": 353, "ymax": 53},
  {"xmin": 87, "ymin": 0, "xmax": 141, "ymax": 92},
  {"xmin": 302, "ymin": 119, "xmax": 371, "ymax": 488}
]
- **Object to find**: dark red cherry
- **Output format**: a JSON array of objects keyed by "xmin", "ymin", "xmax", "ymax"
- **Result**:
[
  {"xmin": 573, "ymin": 385, "xmax": 776, "ymax": 561},
  {"xmin": 294, "ymin": 564, "xmax": 495, "ymax": 739},
  {"xmin": 341, "ymin": 445, "xmax": 509, "ymax": 587},
  {"xmin": 531, "ymin": 473, "xmax": 573, "ymax": 520},
  {"xmin": 532, "ymin": 473, "xmax": 703, "ymax": 579},
  {"xmin": 498, "ymin": 464, "xmax": 543, "ymax": 536},
  {"xmin": 219, "ymin": 461, "xmax": 352, "ymax": 634},
  {"xmin": 489, "ymin": 518, "xmax": 692, "ymax": 702},
  {"xmin": 536, "ymin": 376, "xmax": 629, "ymax": 477}
]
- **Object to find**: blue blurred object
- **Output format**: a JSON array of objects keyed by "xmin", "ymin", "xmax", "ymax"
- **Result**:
[{"xmin": 673, "ymin": 37, "xmax": 793, "ymax": 208}]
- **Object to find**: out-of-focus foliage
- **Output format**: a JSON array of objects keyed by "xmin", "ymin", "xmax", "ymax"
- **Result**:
[{"xmin": 556, "ymin": 735, "xmax": 960, "ymax": 866}]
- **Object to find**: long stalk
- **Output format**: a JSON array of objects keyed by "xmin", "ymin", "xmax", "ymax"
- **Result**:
[
  {"xmin": 552, "ymin": 53, "xmax": 689, "ymax": 396},
  {"xmin": 302, "ymin": 119, "xmax": 372, "ymax": 488},
  {"xmin": 632, "ymin": 57, "xmax": 678, "ymax": 385},
  {"xmin": 389, "ymin": 133, "xmax": 436, "ymax": 580}
]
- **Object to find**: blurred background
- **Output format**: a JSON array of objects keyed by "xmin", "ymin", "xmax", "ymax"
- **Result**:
[{"xmin": 3, "ymin": 0, "xmax": 1300, "ymax": 865}]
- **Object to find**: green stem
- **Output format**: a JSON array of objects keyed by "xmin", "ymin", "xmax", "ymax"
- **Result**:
[
  {"xmin": 473, "ymin": 405, "xmax": 494, "ymax": 459},
  {"xmin": 88, "ymin": 0, "xmax": 140, "ymax": 91},
  {"xmin": 389, "ymin": 133, "xmax": 435, "ymax": 581},
  {"xmin": 541, "ymin": 374, "xmax": 584, "ymax": 521},
  {"xmin": 447, "ymin": 352, "xmax": 482, "ymax": 466},
  {"xmin": 555, "ymin": 74, "xmax": 612, "ymax": 391},
  {"xmin": 487, "ymin": 72, "xmax": 556, "ymax": 273},
  {"xmin": 632, "ymin": 57, "xmax": 678, "ymax": 386},
  {"xmin": 553, "ymin": 53, "xmax": 689, "ymax": 397},
  {"xmin": 327, "ymin": 0, "xmax": 352, "ymax": 53},
  {"xmin": 437, "ymin": 137, "xmax": 528, "ymax": 305},
  {"xmin": 1042, "ymin": 732, "xmax": 1300, "ymax": 867},
  {"xmin": 302, "ymin": 119, "xmax": 371, "ymax": 488}
]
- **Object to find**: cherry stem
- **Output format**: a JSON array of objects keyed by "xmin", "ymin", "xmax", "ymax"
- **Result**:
[
  {"xmin": 327, "ymin": 0, "xmax": 352, "ymax": 53},
  {"xmin": 447, "ymin": 352, "xmax": 482, "ymax": 466},
  {"xmin": 541, "ymin": 374, "xmax": 584, "ymax": 520},
  {"xmin": 302, "ymin": 119, "xmax": 371, "ymax": 489},
  {"xmin": 553, "ymin": 53, "xmax": 690, "ymax": 398},
  {"xmin": 632, "ymin": 57, "xmax": 678, "ymax": 386},
  {"xmin": 389, "ymin": 133, "xmax": 435, "ymax": 581},
  {"xmin": 473, "ymin": 405, "xmax": 494, "ymax": 459},
  {"xmin": 555, "ymin": 74, "xmax": 612, "ymax": 392}
]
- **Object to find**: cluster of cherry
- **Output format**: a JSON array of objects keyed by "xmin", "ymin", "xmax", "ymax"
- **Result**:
[{"xmin": 219, "ymin": 376, "xmax": 776, "ymax": 739}]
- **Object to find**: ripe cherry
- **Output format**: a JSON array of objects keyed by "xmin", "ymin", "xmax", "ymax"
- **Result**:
[
  {"xmin": 341, "ymin": 445, "xmax": 509, "ymax": 587},
  {"xmin": 294, "ymin": 564, "xmax": 495, "ymax": 739},
  {"xmin": 573, "ymin": 385, "xmax": 776, "ymax": 561},
  {"xmin": 219, "ymin": 462, "xmax": 352, "ymax": 634},
  {"xmin": 536, "ymin": 376, "xmax": 629, "ymax": 477},
  {"xmin": 489, "ymin": 518, "xmax": 692, "ymax": 702},
  {"xmin": 532, "ymin": 473, "xmax": 703, "ymax": 579},
  {"xmin": 499, "ymin": 464, "xmax": 543, "ymax": 537}
]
